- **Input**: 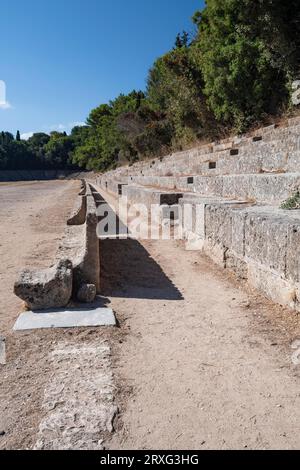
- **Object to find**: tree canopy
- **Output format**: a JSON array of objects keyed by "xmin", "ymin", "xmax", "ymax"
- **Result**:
[{"xmin": 1, "ymin": 0, "xmax": 299, "ymax": 172}]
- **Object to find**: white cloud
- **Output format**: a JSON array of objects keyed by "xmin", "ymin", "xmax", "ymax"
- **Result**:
[
  {"xmin": 0, "ymin": 101, "xmax": 13, "ymax": 110},
  {"xmin": 20, "ymin": 122, "xmax": 86, "ymax": 141},
  {"xmin": 21, "ymin": 132, "xmax": 34, "ymax": 140},
  {"xmin": 46, "ymin": 121, "xmax": 86, "ymax": 133}
]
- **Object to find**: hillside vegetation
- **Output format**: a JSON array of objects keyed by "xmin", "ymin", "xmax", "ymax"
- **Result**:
[{"xmin": 1, "ymin": 0, "xmax": 299, "ymax": 172}]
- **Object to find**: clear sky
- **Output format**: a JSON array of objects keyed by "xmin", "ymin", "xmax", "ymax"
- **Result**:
[{"xmin": 0, "ymin": 0, "xmax": 204, "ymax": 139}]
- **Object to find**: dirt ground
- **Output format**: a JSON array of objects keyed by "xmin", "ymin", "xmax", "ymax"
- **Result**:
[
  {"xmin": 98, "ymin": 188, "xmax": 300, "ymax": 451},
  {"xmin": 0, "ymin": 180, "xmax": 115, "ymax": 450},
  {"xmin": 0, "ymin": 180, "xmax": 81, "ymax": 334},
  {"xmin": 1, "ymin": 181, "xmax": 300, "ymax": 450}
]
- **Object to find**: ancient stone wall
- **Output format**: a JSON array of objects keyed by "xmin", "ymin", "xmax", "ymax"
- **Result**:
[{"xmin": 96, "ymin": 117, "xmax": 300, "ymax": 312}]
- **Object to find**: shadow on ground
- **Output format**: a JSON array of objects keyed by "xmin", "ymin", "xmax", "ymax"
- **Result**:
[
  {"xmin": 91, "ymin": 186, "xmax": 183, "ymax": 301},
  {"xmin": 100, "ymin": 238, "xmax": 183, "ymax": 301}
]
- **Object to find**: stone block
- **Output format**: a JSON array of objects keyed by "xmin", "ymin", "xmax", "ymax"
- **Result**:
[
  {"xmin": 194, "ymin": 176, "xmax": 223, "ymax": 197},
  {"xmin": 247, "ymin": 261, "xmax": 298, "ymax": 311},
  {"xmin": 245, "ymin": 211, "xmax": 288, "ymax": 277},
  {"xmin": 67, "ymin": 195, "xmax": 87, "ymax": 226},
  {"xmin": 203, "ymin": 240, "xmax": 226, "ymax": 268},
  {"xmin": 286, "ymin": 222, "xmax": 300, "ymax": 283},
  {"xmin": 231, "ymin": 208, "xmax": 247, "ymax": 257},
  {"xmin": 77, "ymin": 284, "xmax": 97, "ymax": 303},
  {"xmin": 13, "ymin": 307, "xmax": 116, "ymax": 331},
  {"xmin": 225, "ymin": 250, "xmax": 248, "ymax": 280},
  {"xmin": 205, "ymin": 204, "xmax": 233, "ymax": 248},
  {"xmin": 14, "ymin": 259, "xmax": 73, "ymax": 311},
  {"xmin": 0, "ymin": 337, "xmax": 5, "ymax": 365}
]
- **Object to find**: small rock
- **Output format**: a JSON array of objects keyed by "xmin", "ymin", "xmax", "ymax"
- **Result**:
[
  {"xmin": 0, "ymin": 431, "xmax": 5, "ymax": 437},
  {"xmin": 77, "ymin": 284, "xmax": 96, "ymax": 303}
]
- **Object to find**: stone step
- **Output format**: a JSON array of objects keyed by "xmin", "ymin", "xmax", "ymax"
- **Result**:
[
  {"xmin": 101, "ymin": 173, "xmax": 300, "ymax": 206},
  {"xmin": 179, "ymin": 199, "xmax": 300, "ymax": 312}
]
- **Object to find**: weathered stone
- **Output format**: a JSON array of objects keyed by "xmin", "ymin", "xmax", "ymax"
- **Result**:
[
  {"xmin": 286, "ymin": 221, "xmax": 300, "ymax": 283},
  {"xmin": 225, "ymin": 250, "xmax": 248, "ymax": 280},
  {"xmin": 231, "ymin": 208, "xmax": 248, "ymax": 257},
  {"xmin": 247, "ymin": 261, "xmax": 298, "ymax": 311},
  {"xmin": 205, "ymin": 204, "xmax": 233, "ymax": 248},
  {"xmin": 244, "ymin": 210, "xmax": 288, "ymax": 277},
  {"xmin": 33, "ymin": 341, "xmax": 117, "ymax": 449},
  {"xmin": 95, "ymin": 114, "xmax": 300, "ymax": 314},
  {"xmin": 0, "ymin": 336, "xmax": 5, "ymax": 365},
  {"xmin": 67, "ymin": 195, "xmax": 87, "ymax": 226},
  {"xmin": 14, "ymin": 259, "xmax": 73, "ymax": 311},
  {"xmin": 13, "ymin": 307, "xmax": 116, "ymax": 331},
  {"xmin": 77, "ymin": 283, "xmax": 96, "ymax": 303}
]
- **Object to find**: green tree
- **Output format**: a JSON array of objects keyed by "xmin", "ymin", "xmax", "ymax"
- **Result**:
[
  {"xmin": 0, "ymin": 131, "xmax": 14, "ymax": 146},
  {"xmin": 174, "ymin": 31, "xmax": 190, "ymax": 49},
  {"xmin": 147, "ymin": 46, "xmax": 216, "ymax": 146},
  {"xmin": 193, "ymin": 0, "xmax": 296, "ymax": 130},
  {"xmin": 27, "ymin": 133, "xmax": 50, "ymax": 167},
  {"xmin": 73, "ymin": 91, "xmax": 147, "ymax": 170},
  {"xmin": 44, "ymin": 132, "xmax": 75, "ymax": 169},
  {"xmin": 0, "ymin": 145, "xmax": 8, "ymax": 169}
]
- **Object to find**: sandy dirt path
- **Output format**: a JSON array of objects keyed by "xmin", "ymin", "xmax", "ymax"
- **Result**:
[
  {"xmin": 1, "ymin": 182, "xmax": 300, "ymax": 450},
  {"xmin": 98, "ymin": 188, "xmax": 300, "ymax": 451},
  {"xmin": 0, "ymin": 180, "xmax": 86, "ymax": 449},
  {"xmin": 0, "ymin": 180, "xmax": 80, "ymax": 333}
]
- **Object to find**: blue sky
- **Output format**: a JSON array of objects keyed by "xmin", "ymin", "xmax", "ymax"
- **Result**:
[{"xmin": 0, "ymin": 0, "xmax": 204, "ymax": 139}]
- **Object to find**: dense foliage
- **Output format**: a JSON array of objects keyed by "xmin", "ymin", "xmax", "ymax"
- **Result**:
[
  {"xmin": 1, "ymin": 0, "xmax": 299, "ymax": 172},
  {"xmin": 0, "ymin": 129, "xmax": 82, "ymax": 170},
  {"xmin": 193, "ymin": 0, "xmax": 299, "ymax": 130}
]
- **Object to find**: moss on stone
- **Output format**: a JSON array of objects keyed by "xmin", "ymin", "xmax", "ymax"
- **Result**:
[{"xmin": 280, "ymin": 191, "xmax": 300, "ymax": 210}]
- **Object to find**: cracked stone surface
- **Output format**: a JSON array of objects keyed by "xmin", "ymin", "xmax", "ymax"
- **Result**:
[{"xmin": 34, "ymin": 341, "xmax": 117, "ymax": 450}]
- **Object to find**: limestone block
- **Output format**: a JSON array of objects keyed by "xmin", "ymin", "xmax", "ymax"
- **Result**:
[
  {"xmin": 0, "ymin": 336, "xmax": 5, "ymax": 365},
  {"xmin": 67, "ymin": 195, "xmax": 87, "ymax": 226},
  {"xmin": 287, "ymin": 151, "xmax": 300, "ymax": 173},
  {"xmin": 286, "ymin": 223, "xmax": 300, "ymax": 283},
  {"xmin": 225, "ymin": 250, "xmax": 248, "ymax": 280},
  {"xmin": 203, "ymin": 240, "xmax": 226, "ymax": 268},
  {"xmin": 247, "ymin": 261, "xmax": 298, "ymax": 311},
  {"xmin": 222, "ymin": 175, "xmax": 251, "ymax": 200},
  {"xmin": 176, "ymin": 177, "xmax": 190, "ymax": 191},
  {"xmin": 205, "ymin": 204, "xmax": 233, "ymax": 248},
  {"xmin": 194, "ymin": 176, "xmax": 223, "ymax": 197},
  {"xmin": 14, "ymin": 259, "xmax": 73, "ymax": 311},
  {"xmin": 245, "ymin": 211, "xmax": 288, "ymax": 277},
  {"xmin": 251, "ymin": 174, "xmax": 300, "ymax": 204},
  {"xmin": 77, "ymin": 284, "xmax": 97, "ymax": 303},
  {"xmin": 261, "ymin": 151, "xmax": 288, "ymax": 173},
  {"xmin": 231, "ymin": 208, "xmax": 247, "ymax": 257}
]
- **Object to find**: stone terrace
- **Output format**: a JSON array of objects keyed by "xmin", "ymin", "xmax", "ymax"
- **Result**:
[{"xmin": 97, "ymin": 116, "xmax": 300, "ymax": 312}]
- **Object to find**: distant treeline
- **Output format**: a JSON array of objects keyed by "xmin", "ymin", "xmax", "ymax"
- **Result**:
[
  {"xmin": 1, "ymin": 0, "xmax": 299, "ymax": 172},
  {"xmin": 0, "ymin": 129, "xmax": 82, "ymax": 170}
]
